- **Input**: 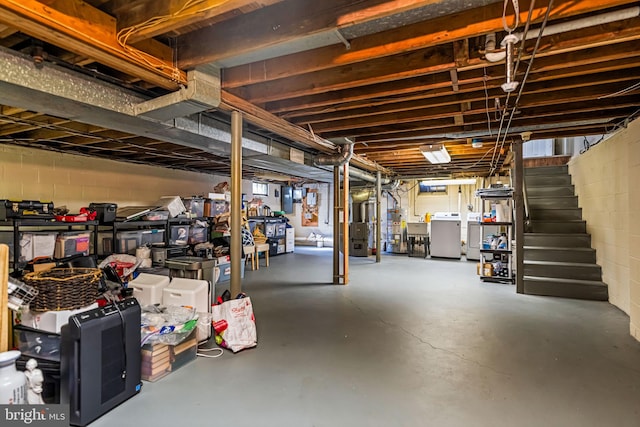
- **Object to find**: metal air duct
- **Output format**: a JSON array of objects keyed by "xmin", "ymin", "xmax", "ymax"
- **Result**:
[
  {"xmin": 313, "ymin": 141, "xmax": 354, "ymax": 167},
  {"xmin": 133, "ymin": 68, "xmax": 221, "ymax": 121}
]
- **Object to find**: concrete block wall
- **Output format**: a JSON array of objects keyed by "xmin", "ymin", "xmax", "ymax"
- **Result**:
[
  {"xmin": 569, "ymin": 117, "xmax": 640, "ymax": 341},
  {"xmin": 284, "ymin": 183, "xmax": 333, "ymax": 242},
  {"xmin": 0, "ymin": 144, "xmax": 276, "ymax": 212}
]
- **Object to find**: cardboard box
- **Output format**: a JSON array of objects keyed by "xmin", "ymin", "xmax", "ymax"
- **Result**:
[{"xmin": 482, "ymin": 263, "xmax": 493, "ymax": 277}]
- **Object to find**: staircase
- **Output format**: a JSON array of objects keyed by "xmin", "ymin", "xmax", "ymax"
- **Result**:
[{"xmin": 523, "ymin": 165, "xmax": 608, "ymax": 301}]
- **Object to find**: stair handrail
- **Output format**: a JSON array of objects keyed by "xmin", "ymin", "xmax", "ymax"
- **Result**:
[{"xmin": 523, "ymin": 177, "xmax": 530, "ymax": 222}]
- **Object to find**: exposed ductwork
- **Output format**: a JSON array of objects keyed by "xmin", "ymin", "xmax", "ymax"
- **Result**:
[
  {"xmin": 313, "ymin": 140, "xmax": 354, "ymax": 167},
  {"xmin": 133, "ymin": 68, "xmax": 221, "ymax": 121}
]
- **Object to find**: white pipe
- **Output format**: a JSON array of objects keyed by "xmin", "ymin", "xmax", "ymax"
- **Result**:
[
  {"xmin": 485, "ymin": 6, "xmax": 640, "ymax": 63},
  {"xmin": 519, "ymin": 6, "xmax": 640, "ymax": 42},
  {"xmin": 485, "ymin": 33, "xmax": 497, "ymax": 51},
  {"xmin": 485, "ymin": 33, "xmax": 506, "ymax": 62}
]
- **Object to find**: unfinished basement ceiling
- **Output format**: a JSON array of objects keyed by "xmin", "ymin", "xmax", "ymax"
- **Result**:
[{"xmin": 0, "ymin": 0, "xmax": 638, "ymax": 181}]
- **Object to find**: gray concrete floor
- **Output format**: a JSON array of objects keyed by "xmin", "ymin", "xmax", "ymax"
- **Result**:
[{"xmin": 92, "ymin": 247, "xmax": 640, "ymax": 427}]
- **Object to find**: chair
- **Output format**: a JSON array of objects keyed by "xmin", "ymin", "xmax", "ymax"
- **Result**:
[
  {"xmin": 243, "ymin": 245, "xmax": 256, "ymax": 271},
  {"xmin": 255, "ymin": 243, "xmax": 270, "ymax": 269}
]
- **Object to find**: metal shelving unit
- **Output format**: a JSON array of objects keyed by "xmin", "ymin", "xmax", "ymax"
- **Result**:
[
  {"xmin": 0, "ymin": 218, "xmax": 99, "ymax": 270},
  {"xmin": 477, "ymin": 191, "xmax": 514, "ymax": 284}
]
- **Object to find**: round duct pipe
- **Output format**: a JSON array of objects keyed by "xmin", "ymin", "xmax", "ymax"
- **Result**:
[
  {"xmin": 351, "ymin": 189, "xmax": 373, "ymax": 203},
  {"xmin": 313, "ymin": 141, "xmax": 354, "ymax": 167}
]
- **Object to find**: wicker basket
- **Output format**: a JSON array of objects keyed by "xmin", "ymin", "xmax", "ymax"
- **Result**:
[{"xmin": 22, "ymin": 268, "xmax": 102, "ymax": 311}]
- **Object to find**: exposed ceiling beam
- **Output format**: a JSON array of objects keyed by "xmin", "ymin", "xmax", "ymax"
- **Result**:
[
  {"xmin": 178, "ymin": 0, "xmax": 454, "ymax": 68},
  {"xmin": 233, "ymin": 46, "xmax": 454, "ymax": 103},
  {"xmin": 113, "ymin": 0, "xmax": 285, "ymax": 43},
  {"xmin": 291, "ymin": 68, "xmax": 640, "ymax": 125},
  {"xmin": 222, "ymin": 0, "xmax": 638, "ymax": 88},
  {"xmin": 0, "ymin": 0, "xmax": 186, "ymax": 89},
  {"xmin": 218, "ymin": 90, "xmax": 389, "ymax": 174},
  {"xmin": 266, "ymin": 37, "xmax": 640, "ymax": 115}
]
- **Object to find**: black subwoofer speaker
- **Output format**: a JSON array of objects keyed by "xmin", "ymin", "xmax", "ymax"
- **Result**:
[{"xmin": 61, "ymin": 299, "xmax": 141, "ymax": 426}]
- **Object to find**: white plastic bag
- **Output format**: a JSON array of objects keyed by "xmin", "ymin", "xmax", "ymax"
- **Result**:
[{"xmin": 212, "ymin": 297, "xmax": 257, "ymax": 352}]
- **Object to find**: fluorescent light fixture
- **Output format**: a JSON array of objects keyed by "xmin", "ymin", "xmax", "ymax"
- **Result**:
[
  {"xmin": 420, "ymin": 178, "xmax": 477, "ymax": 186},
  {"xmin": 419, "ymin": 144, "xmax": 451, "ymax": 164}
]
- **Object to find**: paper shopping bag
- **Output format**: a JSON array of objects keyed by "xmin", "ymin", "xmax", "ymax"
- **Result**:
[{"xmin": 212, "ymin": 297, "xmax": 257, "ymax": 352}]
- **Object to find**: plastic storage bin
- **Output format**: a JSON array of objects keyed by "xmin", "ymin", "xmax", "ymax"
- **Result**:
[
  {"xmin": 128, "ymin": 273, "xmax": 171, "ymax": 307},
  {"xmin": 13, "ymin": 325, "xmax": 61, "ymax": 362},
  {"xmin": 54, "ymin": 232, "xmax": 91, "ymax": 258},
  {"xmin": 162, "ymin": 278, "xmax": 211, "ymax": 342}
]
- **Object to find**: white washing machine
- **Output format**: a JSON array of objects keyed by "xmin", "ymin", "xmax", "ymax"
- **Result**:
[{"xmin": 430, "ymin": 212, "xmax": 461, "ymax": 259}]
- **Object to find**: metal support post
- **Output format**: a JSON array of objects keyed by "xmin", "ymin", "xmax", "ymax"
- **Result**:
[
  {"xmin": 230, "ymin": 111, "xmax": 243, "ymax": 297},
  {"xmin": 376, "ymin": 170, "xmax": 382, "ymax": 263},
  {"xmin": 333, "ymin": 166, "xmax": 340, "ymax": 284},
  {"xmin": 342, "ymin": 162, "xmax": 349, "ymax": 284}
]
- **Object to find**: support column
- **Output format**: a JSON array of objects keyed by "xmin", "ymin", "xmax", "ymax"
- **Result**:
[
  {"xmin": 333, "ymin": 166, "xmax": 340, "ymax": 284},
  {"xmin": 342, "ymin": 162, "xmax": 349, "ymax": 284},
  {"xmin": 513, "ymin": 140, "xmax": 524, "ymax": 294},
  {"xmin": 230, "ymin": 111, "xmax": 243, "ymax": 297},
  {"xmin": 376, "ymin": 171, "xmax": 382, "ymax": 263}
]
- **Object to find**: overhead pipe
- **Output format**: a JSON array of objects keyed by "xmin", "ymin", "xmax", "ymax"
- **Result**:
[
  {"xmin": 484, "ymin": 6, "xmax": 640, "ymax": 63},
  {"xmin": 313, "ymin": 141, "xmax": 354, "ymax": 166}
]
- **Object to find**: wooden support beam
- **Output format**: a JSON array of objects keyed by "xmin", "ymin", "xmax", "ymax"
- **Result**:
[
  {"xmin": 453, "ymin": 39, "xmax": 469, "ymax": 68},
  {"xmin": 0, "ymin": 0, "xmax": 185, "ymax": 89},
  {"xmin": 114, "ymin": 0, "xmax": 285, "ymax": 43},
  {"xmin": 222, "ymin": 0, "xmax": 637, "ymax": 88},
  {"xmin": 266, "ymin": 28, "xmax": 640, "ymax": 115},
  {"xmin": 450, "ymin": 68, "xmax": 460, "ymax": 92},
  {"xmin": 234, "ymin": 46, "xmax": 454, "ymax": 104},
  {"xmin": 0, "ymin": 244, "xmax": 9, "ymax": 352},
  {"xmin": 219, "ymin": 90, "xmax": 389, "ymax": 174},
  {"xmin": 179, "ymin": 0, "xmax": 456, "ymax": 68}
]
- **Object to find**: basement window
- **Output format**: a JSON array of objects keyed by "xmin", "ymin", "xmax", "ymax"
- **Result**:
[
  {"xmin": 252, "ymin": 182, "xmax": 269, "ymax": 196},
  {"xmin": 418, "ymin": 183, "xmax": 447, "ymax": 194}
]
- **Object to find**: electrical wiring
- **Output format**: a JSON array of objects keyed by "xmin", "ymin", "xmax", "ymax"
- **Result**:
[
  {"xmin": 579, "ymin": 108, "xmax": 640, "ymax": 154},
  {"xmin": 4, "ymin": 0, "xmax": 186, "ymax": 85},
  {"xmin": 489, "ymin": 0, "xmax": 537, "ymax": 172},
  {"xmin": 490, "ymin": 0, "xmax": 553, "ymax": 176},
  {"xmin": 483, "ymin": 68, "xmax": 493, "ymax": 137},
  {"xmin": 598, "ymin": 81, "xmax": 640, "ymax": 99},
  {"xmin": 116, "ymin": 0, "xmax": 226, "ymax": 83},
  {"xmin": 197, "ymin": 345, "xmax": 224, "ymax": 358},
  {"xmin": 459, "ymin": 146, "xmax": 498, "ymax": 171}
]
